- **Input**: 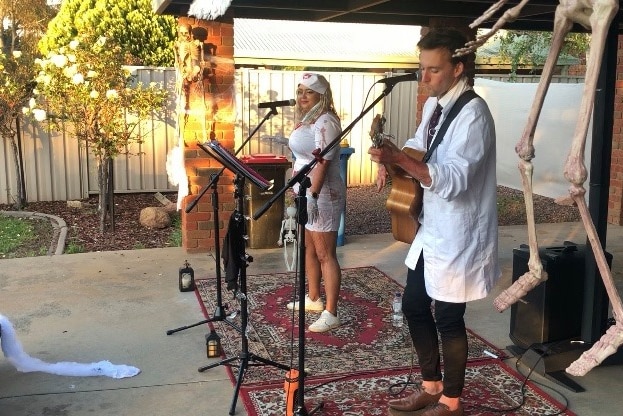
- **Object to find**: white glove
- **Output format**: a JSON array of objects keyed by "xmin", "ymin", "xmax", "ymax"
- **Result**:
[{"xmin": 307, "ymin": 196, "xmax": 319, "ymax": 224}]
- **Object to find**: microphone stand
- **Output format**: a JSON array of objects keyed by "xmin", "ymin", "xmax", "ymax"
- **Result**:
[
  {"xmin": 199, "ymin": 173, "xmax": 291, "ymax": 416},
  {"xmin": 165, "ymin": 106, "xmax": 281, "ymax": 335},
  {"xmin": 253, "ymin": 82, "xmax": 399, "ymax": 415}
]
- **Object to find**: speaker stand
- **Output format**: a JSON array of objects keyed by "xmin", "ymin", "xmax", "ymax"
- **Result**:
[
  {"xmin": 508, "ymin": 342, "xmax": 585, "ymax": 392},
  {"xmin": 508, "ymin": 340, "xmax": 623, "ymax": 393}
]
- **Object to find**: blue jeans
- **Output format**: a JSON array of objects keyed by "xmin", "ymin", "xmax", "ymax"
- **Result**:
[{"xmin": 402, "ymin": 254, "xmax": 468, "ymax": 398}]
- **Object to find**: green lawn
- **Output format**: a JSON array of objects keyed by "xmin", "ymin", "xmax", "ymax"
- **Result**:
[{"xmin": 0, "ymin": 214, "xmax": 52, "ymax": 258}]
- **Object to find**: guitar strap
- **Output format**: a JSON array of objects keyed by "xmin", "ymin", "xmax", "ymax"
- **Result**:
[{"xmin": 422, "ymin": 89, "xmax": 479, "ymax": 163}]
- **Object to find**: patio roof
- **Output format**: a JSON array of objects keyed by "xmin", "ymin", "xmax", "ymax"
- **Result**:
[
  {"xmin": 153, "ymin": 0, "xmax": 623, "ymax": 32},
  {"xmin": 233, "ymin": 19, "xmax": 581, "ymax": 70},
  {"xmin": 233, "ymin": 18, "xmax": 420, "ymax": 69}
]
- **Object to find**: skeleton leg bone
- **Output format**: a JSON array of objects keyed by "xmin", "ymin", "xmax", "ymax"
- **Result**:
[
  {"xmin": 565, "ymin": 192, "xmax": 623, "ymax": 375},
  {"xmin": 493, "ymin": 160, "xmax": 548, "ymax": 311},
  {"xmin": 567, "ymin": 322, "xmax": 623, "ymax": 376},
  {"xmin": 471, "ymin": 0, "xmax": 513, "ymax": 26},
  {"xmin": 558, "ymin": 0, "xmax": 623, "ymax": 375},
  {"xmin": 455, "ymin": 0, "xmax": 530, "ymax": 55},
  {"xmin": 493, "ymin": 8, "xmax": 573, "ymax": 312},
  {"xmin": 459, "ymin": 0, "xmax": 622, "ymax": 375},
  {"xmin": 283, "ymin": 238, "xmax": 298, "ymax": 272}
]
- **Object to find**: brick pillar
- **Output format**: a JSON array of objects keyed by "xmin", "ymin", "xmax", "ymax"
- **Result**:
[
  {"xmin": 608, "ymin": 35, "xmax": 623, "ymax": 225},
  {"xmin": 178, "ymin": 17, "xmax": 236, "ymax": 252}
]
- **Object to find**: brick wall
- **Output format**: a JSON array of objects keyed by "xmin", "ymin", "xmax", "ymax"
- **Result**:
[
  {"xmin": 178, "ymin": 17, "xmax": 236, "ymax": 252},
  {"xmin": 609, "ymin": 34, "xmax": 623, "ymax": 225}
]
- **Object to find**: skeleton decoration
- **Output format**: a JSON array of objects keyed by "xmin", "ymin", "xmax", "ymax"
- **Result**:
[
  {"xmin": 455, "ymin": 0, "xmax": 621, "ymax": 376},
  {"xmin": 278, "ymin": 206, "xmax": 298, "ymax": 272},
  {"xmin": 174, "ymin": 23, "xmax": 204, "ymax": 109}
]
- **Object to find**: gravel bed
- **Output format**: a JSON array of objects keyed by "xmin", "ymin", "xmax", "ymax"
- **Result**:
[
  {"xmin": 1, "ymin": 185, "xmax": 580, "ymax": 255},
  {"xmin": 345, "ymin": 184, "xmax": 581, "ymax": 236}
]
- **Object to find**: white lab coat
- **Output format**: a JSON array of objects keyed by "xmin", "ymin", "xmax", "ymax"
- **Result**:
[{"xmin": 404, "ymin": 77, "xmax": 501, "ymax": 303}]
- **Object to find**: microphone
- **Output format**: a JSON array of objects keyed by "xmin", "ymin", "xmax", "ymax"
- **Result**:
[
  {"xmin": 258, "ymin": 99, "xmax": 296, "ymax": 109},
  {"xmin": 377, "ymin": 72, "xmax": 419, "ymax": 86}
]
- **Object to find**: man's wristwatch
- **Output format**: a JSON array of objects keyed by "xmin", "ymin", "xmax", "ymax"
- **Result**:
[{"xmin": 311, "ymin": 192, "xmax": 318, "ymax": 199}]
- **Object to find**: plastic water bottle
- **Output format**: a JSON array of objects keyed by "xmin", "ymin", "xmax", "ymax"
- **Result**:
[{"xmin": 392, "ymin": 292, "xmax": 403, "ymax": 328}]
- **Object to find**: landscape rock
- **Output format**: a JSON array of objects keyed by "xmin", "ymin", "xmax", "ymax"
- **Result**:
[{"xmin": 139, "ymin": 206, "xmax": 171, "ymax": 229}]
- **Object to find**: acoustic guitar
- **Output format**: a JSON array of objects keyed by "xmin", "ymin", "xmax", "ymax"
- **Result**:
[{"xmin": 370, "ymin": 114, "xmax": 424, "ymax": 243}]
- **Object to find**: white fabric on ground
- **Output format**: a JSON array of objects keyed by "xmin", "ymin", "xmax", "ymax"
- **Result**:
[{"xmin": 0, "ymin": 314, "xmax": 140, "ymax": 379}]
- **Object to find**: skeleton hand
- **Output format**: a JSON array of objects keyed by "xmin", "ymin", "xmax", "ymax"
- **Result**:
[
  {"xmin": 376, "ymin": 164, "xmax": 388, "ymax": 192},
  {"xmin": 307, "ymin": 196, "xmax": 319, "ymax": 224}
]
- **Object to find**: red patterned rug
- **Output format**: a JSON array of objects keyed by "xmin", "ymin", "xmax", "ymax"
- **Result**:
[
  {"xmin": 195, "ymin": 266, "xmax": 505, "ymax": 385},
  {"xmin": 240, "ymin": 360, "xmax": 575, "ymax": 416}
]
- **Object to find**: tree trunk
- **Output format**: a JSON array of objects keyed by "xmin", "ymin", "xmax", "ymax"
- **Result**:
[
  {"xmin": 7, "ymin": 133, "xmax": 26, "ymax": 209},
  {"xmin": 108, "ymin": 158, "xmax": 115, "ymax": 233},
  {"xmin": 15, "ymin": 118, "xmax": 27, "ymax": 208},
  {"xmin": 97, "ymin": 157, "xmax": 110, "ymax": 233}
]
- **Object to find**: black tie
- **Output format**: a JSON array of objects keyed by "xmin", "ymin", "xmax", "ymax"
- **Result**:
[{"xmin": 426, "ymin": 104, "xmax": 443, "ymax": 149}]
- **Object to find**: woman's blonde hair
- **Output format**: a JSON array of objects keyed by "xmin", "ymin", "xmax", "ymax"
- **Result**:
[{"xmin": 297, "ymin": 85, "xmax": 340, "ymax": 125}]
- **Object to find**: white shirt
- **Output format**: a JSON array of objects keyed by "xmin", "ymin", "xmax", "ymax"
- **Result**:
[
  {"xmin": 289, "ymin": 112, "xmax": 345, "ymax": 231},
  {"xmin": 289, "ymin": 112, "xmax": 344, "ymax": 197},
  {"xmin": 403, "ymin": 77, "xmax": 501, "ymax": 302}
]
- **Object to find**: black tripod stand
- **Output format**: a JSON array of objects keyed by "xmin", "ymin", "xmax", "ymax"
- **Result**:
[
  {"xmin": 166, "ymin": 172, "xmax": 240, "ymax": 335},
  {"xmin": 166, "ymin": 107, "xmax": 280, "ymax": 336},
  {"xmin": 198, "ymin": 173, "xmax": 291, "ymax": 416}
]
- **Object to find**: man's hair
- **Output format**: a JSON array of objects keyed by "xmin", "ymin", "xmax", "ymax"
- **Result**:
[{"xmin": 417, "ymin": 28, "xmax": 471, "ymax": 65}]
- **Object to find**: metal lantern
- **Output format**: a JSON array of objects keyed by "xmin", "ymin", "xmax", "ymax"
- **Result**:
[
  {"xmin": 205, "ymin": 330, "xmax": 222, "ymax": 358},
  {"xmin": 179, "ymin": 260, "xmax": 195, "ymax": 292}
]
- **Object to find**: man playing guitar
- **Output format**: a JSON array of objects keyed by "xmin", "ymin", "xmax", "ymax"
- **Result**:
[{"xmin": 368, "ymin": 28, "xmax": 500, "ymax": 416}]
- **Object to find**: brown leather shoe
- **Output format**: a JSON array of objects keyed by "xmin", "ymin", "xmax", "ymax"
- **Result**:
[
  {"xmin": 420, "ymin": 402, "xmax": 464, "ymax": 416},
  {"xmin": 388, "ymin": 407, "xmax": 423, "ymax": 416},
  {"xmin": 388, "ymin": 389, "xmax": 442, "ymax": 412}
]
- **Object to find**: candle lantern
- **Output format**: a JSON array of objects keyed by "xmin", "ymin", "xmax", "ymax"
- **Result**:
[
  {"xmin": 206, "ymin": 330, "xmax": 222, "ymax": 358},
  {"xmin": 179, "ymin": 260, "xmax": 195, "ymax": 292}
]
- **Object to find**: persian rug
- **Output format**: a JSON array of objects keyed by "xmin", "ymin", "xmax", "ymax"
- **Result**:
[
  {"xmin": 240, "ymin": 360, "xmax": 575, "ymax": 416},
  {"xmin": 195, "ymin": 266, "xmax": 505, "ymax": 385}
]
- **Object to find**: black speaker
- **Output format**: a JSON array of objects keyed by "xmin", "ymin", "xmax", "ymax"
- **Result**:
[{"xmin": 509, "ymin": 241, "xmax": 612, "ymax": 349}]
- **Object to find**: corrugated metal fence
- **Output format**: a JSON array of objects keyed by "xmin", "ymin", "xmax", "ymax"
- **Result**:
[
  {"xmin": 0, "ymin": 68, "xmax": 583, "ymax": 204},
  {"xmin": 1, "ymin": 67, "xmax": 179, "ymax": 205},
  {"xmin": 233, "ymin": 69, "xmax": 420, "ymax": 186}
]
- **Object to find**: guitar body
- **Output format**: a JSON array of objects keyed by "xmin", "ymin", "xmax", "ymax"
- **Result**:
[
  {"xmin": 370, "ymin": 114, "xmax": 424, "ymax": 244},
  {"xmin": 385, "ymin": 147, "xmax": 424, "ymax": 244}
]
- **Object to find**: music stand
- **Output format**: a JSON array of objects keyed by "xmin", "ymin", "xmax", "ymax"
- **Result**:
[
  {"xmin": 166, "ymin": 107, "xmax": 280, "ymax": 336},
  {"xmin": 199, "ymin": 140, "xmax": 272, "ymax": 190},
  {"xmin": 198, "ymin": 140, "xmax": 291, "ymax": 416},
  {"xmin": 252, "ymin": 81, "xmax": 400, "ymax": 415}
]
